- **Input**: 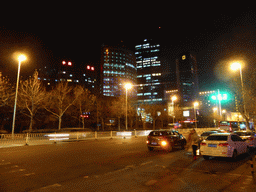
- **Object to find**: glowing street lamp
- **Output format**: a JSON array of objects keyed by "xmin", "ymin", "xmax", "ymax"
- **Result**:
[
  {"xmin": 125, "ymin": 83, "xmax": 132, "ymax": 131},
  {"xmin": 12, "ymin": 54, "xmax": 26, "ymax": 138},
  {"xmin": 171, "ymin": 95, "xmax": 177, "ymax": 124},
  {"xmin": 231, "ymin": 62, "xmax": 247, "ymax": 130},
  {"xmin": 194, "ymin": 102, "xmax": 199, "ymax": 128}
]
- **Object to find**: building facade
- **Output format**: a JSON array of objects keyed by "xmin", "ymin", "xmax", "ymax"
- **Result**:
[
  {"xmin": 135, "ymin": 39, "xmax": 167, "ymax": 104},
  {"xmin": 176, "ymin": 52, "xmax": 199, "ymax": 107},
  {"xmin": 37, "ymin": 60, "xmax": 98, "ymax": 94},
  {"xmin": 100, "ymin": 45, "xmax": 137, "ymax": 97}
]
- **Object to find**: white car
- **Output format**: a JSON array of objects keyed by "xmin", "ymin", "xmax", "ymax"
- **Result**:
[
  {"xmin": 234, "ymin": 131, "xmax": 256, "ymax": 148},
  {"xmin": 200, "ymin": 133, "xmax": 249, "ymax": 160}
]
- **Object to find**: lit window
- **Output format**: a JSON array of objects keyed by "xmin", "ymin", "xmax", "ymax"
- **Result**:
[
  {"xmin": 87, "ymin": 65, "xmax": 90, "ymax": 70},
  {"xmin": 62, "ymin": 61, "xmax": 66, "ymax": 65},
  {"xmin": 67, "ymin": 79, "xmax": 72, "ymax": 82},
  {"xmin": 68, "ymin": 62, "xmax": 72, "ymax": 66},
  {"xmin": 91, "ymin": 67, "xmax": 95, "ymax": 71}
]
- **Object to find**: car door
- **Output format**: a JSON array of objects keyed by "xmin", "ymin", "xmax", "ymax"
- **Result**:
[{"xmin": 231, "ymin": 135, "xmax": 247, "ymax": 154}]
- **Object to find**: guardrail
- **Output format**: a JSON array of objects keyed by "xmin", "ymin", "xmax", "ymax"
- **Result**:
[{"xmin": 0, "ymin": 128, "xmax": 217, "ymax": 146}]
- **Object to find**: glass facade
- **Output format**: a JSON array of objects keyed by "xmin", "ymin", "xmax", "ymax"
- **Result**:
[
  {"xmin": 135, "ymin": 39, "xmax": 163, "ymax": 103},
  {"xmin": 101, "ymin": 46, "xmax": 137, "ymax": 97}
]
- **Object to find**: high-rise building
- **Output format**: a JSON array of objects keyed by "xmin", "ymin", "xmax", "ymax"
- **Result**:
[
  {"xmin": 176, "ymin": 52, "xmax": 199, "ymax": 107},
  {"xmin": 135, "ymin": 39, "xmax": 168, "ymax": 104},
  {"xmin": 100, "ymin": 44, "xmax": 137, "ymax": 97},
  {"xmin": 37, "ymin": 60, "xmax": 98, "ymax": 94}
]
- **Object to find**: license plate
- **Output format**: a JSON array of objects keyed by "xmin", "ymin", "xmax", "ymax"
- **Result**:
[
  {"xmin": 208, "ymin": 144, "xmax": 217, "ymax": 148},
  {"xmin": 151, "ymin": 142, "xmax": 157, "ymax": 145}
]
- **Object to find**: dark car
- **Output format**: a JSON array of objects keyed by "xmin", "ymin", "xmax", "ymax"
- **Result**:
[{"xmin": 146, "ymin": 130, "xmax": 186, "ymax": 152}]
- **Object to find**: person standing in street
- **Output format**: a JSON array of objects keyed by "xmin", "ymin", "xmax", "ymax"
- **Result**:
[{"xmin": 190, "ymin": 129, "xmax": 200, "ymax": 160}]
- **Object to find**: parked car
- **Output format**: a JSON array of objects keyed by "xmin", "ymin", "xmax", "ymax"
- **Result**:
[
  {"xmin": 234, "ymin": 131, "xmax": 256, "ymax": 148},
  {"xmin": 200, "ymin": 133, "xmax": 249, "ymax": 160},
  {"xmin": 146, "ymin": 130, "xmax": 186, "ymax": 152},
  {"xmin": 200, "ymin": 129, "xmax": 227, "ymax": 141}
]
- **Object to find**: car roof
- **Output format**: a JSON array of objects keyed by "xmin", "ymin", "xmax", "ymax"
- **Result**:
[{"xmin": 208, "ymin": 133, "xmax": 231, "ymax": 136}]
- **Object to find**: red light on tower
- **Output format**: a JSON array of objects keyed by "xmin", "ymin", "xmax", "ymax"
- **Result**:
[
  {"xmin": 87, "ymin": 65, "xmax": 90, "ymax": 70},
  {"xmin": 68, "ymin": 62, "xmax": 72, "ymax": 66},
  {"xmin": 62, "ymin": 61, "xmax": 66, "ymax": 65},
  {"xmin": 91, "ymin": 66, "xmax": 94, "ymax": 71}
]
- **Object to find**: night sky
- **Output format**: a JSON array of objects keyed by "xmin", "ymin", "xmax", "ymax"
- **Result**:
[{"xmin": 1, "ymin": 4, "xmax": 256, "ymax": 91}]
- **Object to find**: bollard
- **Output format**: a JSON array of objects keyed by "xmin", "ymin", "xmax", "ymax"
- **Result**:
[
  {"xmin": 110, "ymin": 131, "xmax": 113, "ymax": 139},
  {"xmin": 250, "ymin": 153, "xmax": 255, "ymax": 181},
  {"xmin": 95, "ymin": 131, "xmax": 97, "ymax": 140},
  {"xmin": 25, "ymin": 133, "xmax": 29, "ymax": 146},
  {"xmin": 54, "ymin": 132, "xmax": 57, "ymax": 144},
  {"xmin": 135, "ymin": 130, "xmax": 137, "ymax": 138}
]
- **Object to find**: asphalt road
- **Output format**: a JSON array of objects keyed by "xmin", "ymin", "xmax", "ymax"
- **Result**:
[{"xmin": 0, "ymin": 137, "xmax": 255, "ymax": 192}]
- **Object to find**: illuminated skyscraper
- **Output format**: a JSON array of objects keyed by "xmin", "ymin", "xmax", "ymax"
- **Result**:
[
  {"xmin": 135, "ymin": 39, "xmax": 167, "ymax": 104},
  {"xmin": 100, "ymin": 45, "xmax": 137, "ymax": 97}
]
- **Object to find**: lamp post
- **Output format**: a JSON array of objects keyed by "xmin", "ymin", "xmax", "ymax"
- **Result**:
[
  {"xmin": 231, "ymin": 62, "xmax": 248, "ymax": 130},
  {"xmin": 194, "ymin": 102, "xmax": 199, "ymax": 128},
  {"xmin": 171, "ymin": 95, "xmax": 177, "ymax": 125},
  {"xmin": 12, "ymin": 55, "xmax": 26, "ymax": 138},
  {"xmin": 125, "ymin": 83, "xmax": 132, "ymax": 131}
]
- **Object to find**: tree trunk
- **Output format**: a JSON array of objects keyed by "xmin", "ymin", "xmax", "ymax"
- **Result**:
[
  {"xmin": 153, "ymin": 119, "xmax": 156, "ymax": 130},
  {"xmin": 118, "ymin": 117, "xmax": 120, "ymax": 131},
  {"xmin": 58, "ymin": 116, "xmax": 62, "ymax": 130},
  {"xmin": 29, "ymin": 114, "xmax": 33, "ymax": 132},
  {"xmin": 101, "ymin": 117, "xmax": 104, "ymax": 131}
]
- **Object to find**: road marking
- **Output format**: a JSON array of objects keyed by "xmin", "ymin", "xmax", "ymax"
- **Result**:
[
  {"xmin": 9, "ymin": 169, "xmax": 25, "ymax": 173},
  {"xmin": 145, "ymin": 180, "xmax": 157, "ymax": 186},
  {"xmin": 140, "ymin": 161, "xmax": 153, "ymax": 166},
  {"xmin": 0, "ymin": 162, "xmax": 11, "ymax": 165},
  {"xmin": 37, "ymin": 183, "xmax": 61, "ymax": 190},
  {"xmin": 24, "ymin": 173, "xmax": 35, "ymax": 176}
]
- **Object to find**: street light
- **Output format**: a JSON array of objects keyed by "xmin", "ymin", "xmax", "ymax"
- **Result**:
[
  {"xmin": 194, "ymin": 102, "xmax": 199, "ymax": 128},
  {"xmin": 125, "ymin": 83, "xmax": 132, "ymax": 131},
  {"xmin": 12, "ymin": 54, "xmax": 26, "ymax": 138},
  {"xmin": 171, "ymin": 95, "xmax": 177, "ymax": 124},
  {"xmin": 231, "ymin": 62, "xmax": 247, "ymax": 130}
]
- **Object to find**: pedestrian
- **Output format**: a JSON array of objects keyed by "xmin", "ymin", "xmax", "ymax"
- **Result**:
[{"xmin": 190, "ymin": 128, "xmax": 200, "ymax": 160}]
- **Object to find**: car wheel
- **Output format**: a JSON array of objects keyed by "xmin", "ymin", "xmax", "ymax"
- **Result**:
[
  {"xmin": 181, "ymin": 141, "xmax": 186, "ymax": 150},
  {"xmin": 167, "ymin": 143, "xmax": 173, "ymax": 152},
  {"xmin": 203, "ymin": 155, "xmax": 210, "ymax": 160},
  {"xmin": 148, "ymin": 147, "xmax": 154, "ymax": 151},
  {"xmin": 232, "ymin": 150, "xmax": 237, "ymax": 160}
]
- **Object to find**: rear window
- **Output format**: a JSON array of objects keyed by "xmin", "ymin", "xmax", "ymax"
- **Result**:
[
  {"xmin": 149, "ymin": 131, "xmax": 169, "ymax": 136},
  {"xmin": 235, "ymin": 132, "xmax": 252, "ymax": 136},
  {"xmin": 207, "ymin": 135, "xmax": 228, "ymax": 141},
  {"xmin": 201, "ymin": 131, "xmax": 217, "ymax": 136}
]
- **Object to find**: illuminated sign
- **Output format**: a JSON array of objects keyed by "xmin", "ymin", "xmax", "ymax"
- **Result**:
[
  {"xmin": 182, "ymin": 55, "xmax": 186, "ymax": 60},
  {"xmin": 183, "ymin": 111, "xmax": 190, "ymax": 117}
]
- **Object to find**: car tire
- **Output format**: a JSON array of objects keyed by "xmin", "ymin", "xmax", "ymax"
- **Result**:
[
  {"xmin": 232, "ymin": 150, "xmax": 237, "ymax": 160},
  {"xmin": 181, "ymin": 141, "xmax": 186, "ymax": 150},
  {"xmin": 167, "ymin": 143, "xmax": 173, "ymax": 152},
  {"xmin": 148, "ymin": 147, "xmax": 154, "ymax": 151},
  {"xmin": 203, "ymin": 155, "xmax": 210, "ymax": 160}
]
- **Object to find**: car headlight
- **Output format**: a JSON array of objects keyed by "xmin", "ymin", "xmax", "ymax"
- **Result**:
[{"xmin": 161, "ymin": 141, "xmax": 168, "ymax": 146}]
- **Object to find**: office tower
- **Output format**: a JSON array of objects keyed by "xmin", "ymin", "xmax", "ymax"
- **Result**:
[
  {"xmin": 135, "ymin": 39, "xmax": 166, "ymax": 104},
  {"xmin": 100, "ymin": 44, "xmax": 137, "ymax": 97},
  {"xmin": 176, "ymin": 52, "xmax": 199, "ymax": 106},
  {"xmin": 37, "ymin": 60, "xmax": 97, "ymax": 93}
]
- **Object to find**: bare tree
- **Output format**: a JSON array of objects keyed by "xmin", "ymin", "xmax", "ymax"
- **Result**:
[
  {"xmin": 44, "ymin": 82, "xmax": 82, "ymax": 130},
  {"xmin": 18, "ymin": 71, "xmax": 46, "ymax": 132},
  {"xmin": 110, "ymin": 95, "xmax": 126, "ymax": 130},
  {"xmin": 71, "ymin": 85, "xmax": 96, "ymax": 129},
  {"xmin": 0, "ymin": 72, "xmax": 13, "ymax": 107},
  {"xmin": 140, "ymin": 103, "xmax": 164, "ymax": 130}
]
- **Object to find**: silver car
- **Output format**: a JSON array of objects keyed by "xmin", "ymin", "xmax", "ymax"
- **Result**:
[{"xmin": 234, "ymin": 131, "xmax": 256, "ymax": 148}]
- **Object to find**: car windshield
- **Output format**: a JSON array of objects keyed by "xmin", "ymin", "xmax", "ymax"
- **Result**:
[
  {"xmin": 201, "ymin": 131, "xmax": 217, "ymax": 136},
  {"xmin": 207, "ymin": 135, "xmax": 228, "ymax": 141},
  {"xmin": 149, "ymin": 131, "xmax": 168, "ymax": 136},
  {"xmin": 235, "ymin": 132, "xmax": 252, "ymax": 136}
]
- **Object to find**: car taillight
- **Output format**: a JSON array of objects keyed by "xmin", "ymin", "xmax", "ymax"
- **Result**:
[
  {"xmin": 200, "ymin": 142, "xmax": 206, "ymax": 146},
  {"xmin": 219, "ymin": 143, "xmax": 229, "ymax": 147},
  {"xmin": 247, "ymin": 137, "xmax": 254, "ymax": 141}
]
